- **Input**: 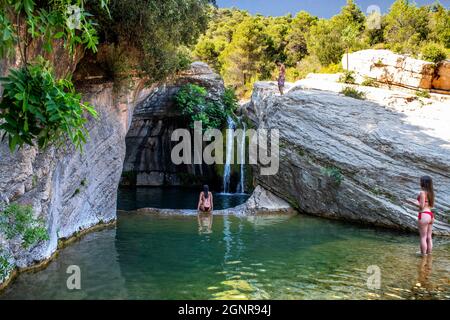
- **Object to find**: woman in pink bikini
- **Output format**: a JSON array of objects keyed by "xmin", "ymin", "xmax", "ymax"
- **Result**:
[
  {"xmin": 198, "ymin": 185, "xmax": 213, "ymax": 213},
  {"xmin": 415, "ymin": 176, "xmax": 435, "ymax": 256}
]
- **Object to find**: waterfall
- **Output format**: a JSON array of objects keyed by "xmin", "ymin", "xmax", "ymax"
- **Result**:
[
  {"xmin": 236, "ymin": 121, "xmax": 246, "ymax": 194},
  {"xmin": 223, "ymin": 116, "xmax": 235, "ymax": 193}
]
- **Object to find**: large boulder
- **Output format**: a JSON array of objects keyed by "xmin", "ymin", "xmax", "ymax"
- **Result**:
[
  {"xmin": 342, "ymin": 49, "xmax": 450, "ymax": 92},
  {"xmin": 432, "ymin": 60, "xmax": 450, "ymax": 92},
  {"xmin": 247, "ymin": 81, "xmax": 450, "ymax": 235}
]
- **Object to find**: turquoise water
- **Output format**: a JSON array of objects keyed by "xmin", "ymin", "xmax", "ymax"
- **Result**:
[{"xmin": 1, "ymin": 213, "xmax": 449, "ymax": 300}]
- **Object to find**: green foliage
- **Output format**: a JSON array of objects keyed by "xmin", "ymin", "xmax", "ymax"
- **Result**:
[
  {"xmin": 284, "ymin": 11, "xmax": 318, "ymax": 65},
  {"xmin": 193, "ymin": 1, "xmax": 449, "ymax": 97},
  {"xmin": 0, "ymin": 0, "xmax": 106, "ymax": 60},
  {"xmin": 219, "ymin": 16, "xmax": 269, "ymax": 97},
  {"xmin": 341, "ymin": 86, "xmax": 366, "ymax": 100},
  {"xmin": 0, "ymin": 251, "xmax": 13, "ymax": 281},
  {"xmin": 222, "ymin": 87, "xmax": 238, "ymax": 114},
  {"xmin": 383, "ymin": 0, "xmax": 430, "ymax": 54},
  {"xmin": 416, "ymin": 90, "xmax": 431, "ymax": 99},
  {"xmin": 421, "ymin": 42, "xmax": 448, "ymax": 63},
  {"xmin": 338, "ymin": 71, "xmax": 356, "ymax": 84},
  {"xmin": 193, "ymin": 8, "xmax": 251, "ymax": 72},
  {"xmin": 427, "ymin": 2, "xmax": 450, "ymax": 48},
  {"xmin": 0, "ymin": 59, "xmax": 98, "ymax": 152},
  {"xmin": 0, "ymin": 1, "xmax": 109, "ymax": 154},
  {"xmin": 321, "ymin": 167, "xmax": 344, "ymax": 186},
  {"xmin": 88, "ymin": 0, "xmax": 212, "ymax": 82},
  {"xmin": 295, "ymin": 55, "xmax": 322, "ymax": 79},
  {"xmin": 361, "ymin": 77, "xmax": 379, "ymax": 88},
  {"xmin": 307, "ymin": 19, "xmax": 344, "ymax": 66},
  {"xmin": 307, "ymin": 0, "xmax": 366, "ymax": 67},
  {"xmin": 96, "ymin": 43, "xmax": 133, "ymax": 82},
  {"xmin": 0, "ymin": 203, "xmax": 49, "ymax": 249},
  {"xmin": 174, "ymin": 84, "xmax": 236, "ymax": 130},
  {"xmin": 319, "ymin": 63, "xmax": 343, "ymax": 74},
  {"xmin": 341, "ymin": 25, "xmax": 360, "ymax": 51},
  {"xmin": 365, "ymin": 10, "xmax": 384, "ymax": 46},
  {"xmin": 0, "ymin": 9, "xmax": 15, "ymax": 57}
]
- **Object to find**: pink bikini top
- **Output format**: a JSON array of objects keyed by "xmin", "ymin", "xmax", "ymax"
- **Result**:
[{"xmin": 417, "ymin": 193, "xmax": 429, "ymax": 204}]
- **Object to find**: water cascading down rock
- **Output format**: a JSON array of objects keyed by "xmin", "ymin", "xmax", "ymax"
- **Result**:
[{"xmin": 223, "ymin": 116, "xmax": 235, "ymax": 193}]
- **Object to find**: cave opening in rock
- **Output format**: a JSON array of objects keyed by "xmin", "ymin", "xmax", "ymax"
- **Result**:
[{"xmin": 118, "ymin": 63, "xmax": 252, "ymax": 210}]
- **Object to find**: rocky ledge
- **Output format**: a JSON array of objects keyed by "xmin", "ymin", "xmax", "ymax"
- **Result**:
[
  {"xmin": 246, "ymin": 79, "xmax": 450, "ymax": 235},
  {"xmin": 135, "ymin": 186, "xmax": 295, "ymax": 216},
  {"xmin": 343, "ymin": 49, "xmax": 450, "ymax": 93}
]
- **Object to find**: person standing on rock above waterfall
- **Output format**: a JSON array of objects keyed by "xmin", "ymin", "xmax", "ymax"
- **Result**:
[
  {"xmin": 277, "ymin": 61, "xmax": 286, "ymax": 95},
  {"xmin": 198, "ymin": 185, "xmax": 213, "ymax": 213},
  {"xmin": 411, "ymin": 176, "xmax": 435, "ymax": 256}
]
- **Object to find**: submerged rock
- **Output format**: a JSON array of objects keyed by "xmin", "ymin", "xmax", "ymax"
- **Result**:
[{"xmin": 247, "ymin": 80, "xmax": 450, "ymax": 235}]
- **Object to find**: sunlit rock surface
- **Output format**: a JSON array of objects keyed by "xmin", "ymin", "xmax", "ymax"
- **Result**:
[
  {"xmin": 246, "ymin": 79, "xmax": 450, "ymax": 235},
  {"xmin": 343, "ymin": 49, "xmax": 450, "ymax": 93}
]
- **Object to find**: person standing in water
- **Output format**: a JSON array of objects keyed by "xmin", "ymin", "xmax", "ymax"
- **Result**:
[
  {"xmin": 198, "ymin": 185, "xmax": 213, "ymax": 213},
  {"xmin": 277, "ymin": 61, "xmax": 286, "ymax": 95},
  {"xmin": 414, "ymin": 176, "xmax": 435, "ymax": 256}
]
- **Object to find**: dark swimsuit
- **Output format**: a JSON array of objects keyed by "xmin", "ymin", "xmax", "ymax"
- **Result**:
[
  {"xmin": 417, "ymin": 194, "xmax": 433, "ymax": 220},
  {"xmin": 278, "ymin": 68, "xmax": 285, "ymax": 87}
]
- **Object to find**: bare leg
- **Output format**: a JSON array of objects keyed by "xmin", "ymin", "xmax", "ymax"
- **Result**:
[
  {"xmin": 426, "ymin": 222, "xmax": 433, "ymax": 254},
  {"xmin": 278, "ymin": 85, "xmax": 284, "ymax": 95},
  {"xmin": 418, "ymin": 217, "xmax": 430, "ymax": 255}
]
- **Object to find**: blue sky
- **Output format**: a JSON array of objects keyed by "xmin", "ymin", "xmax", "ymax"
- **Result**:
[{"xmin": 216, "ymin": 0, "xmax": 450, "ymax": 18}]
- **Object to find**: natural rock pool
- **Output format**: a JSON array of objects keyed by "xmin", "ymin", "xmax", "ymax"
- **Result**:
[
  {"xmin": 117, "ymin": 187, "xmax": 250, "ymax": 211},
  {"xmin": 0, "ymin": 188, "xmax": 449, "ymax": 300}
]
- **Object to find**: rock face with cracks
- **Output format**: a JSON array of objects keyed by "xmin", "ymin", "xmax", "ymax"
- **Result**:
[
  {"xmin": 247, "ymin": 80, "xmax": 450, "ymax": 235},
  {"xmin": 342, "ymin": 49, "xmax": 450, "ymax": 93},
  {"xmin": 0, "ymin": 80, "xmax": 151, "ymax": 284},
  {"xmin": 122, "ymin": 62, "xmax": 225, "ymax": 186}
]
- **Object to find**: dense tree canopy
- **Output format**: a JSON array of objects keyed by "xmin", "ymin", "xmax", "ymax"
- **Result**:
[
  {"xmin": 193, "ymin": 0, "xmax": 450, "ymax": 98},
  {"xmin": 86, "ymin": 0, "xmax": 214, "ymax": 81},
  {"xmin": 0, "ymin": 0, "xmax": 214, "ymax": 152}
]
